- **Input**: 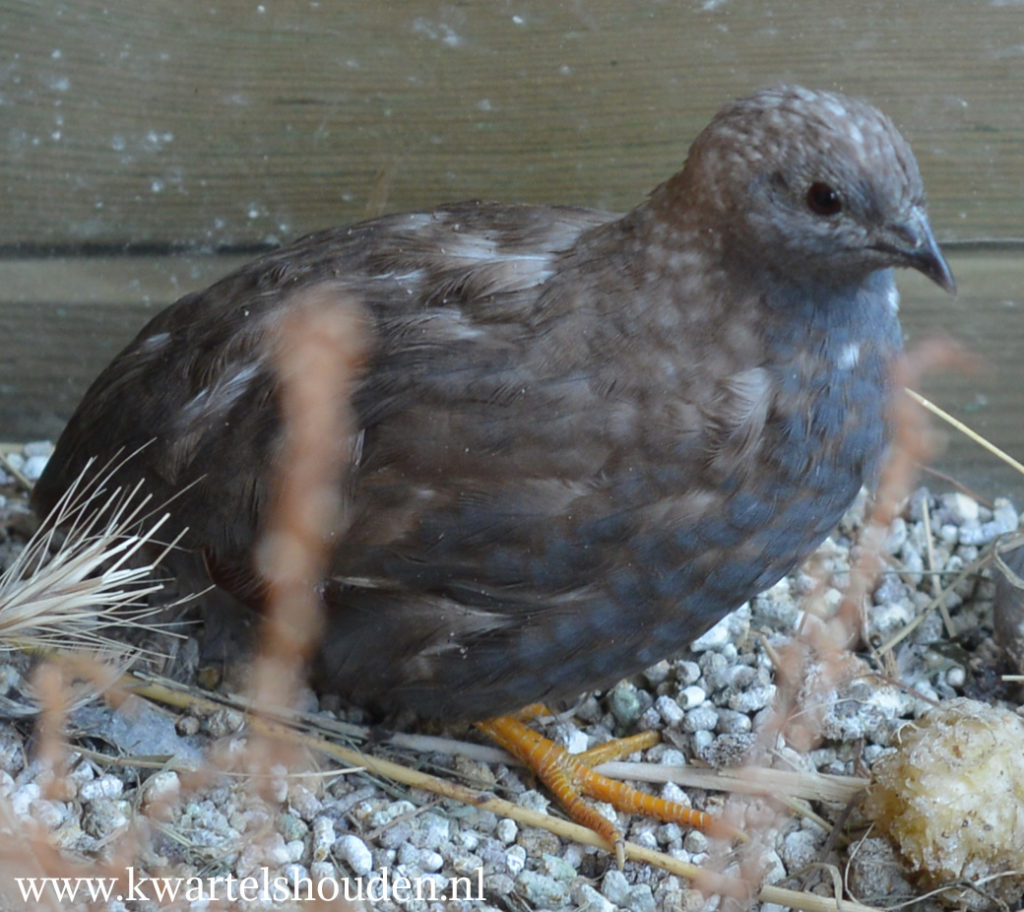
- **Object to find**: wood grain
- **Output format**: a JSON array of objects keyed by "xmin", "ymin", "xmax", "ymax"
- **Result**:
[{"xmin": 3, "ymin": 0, "xmax": 1023, "ymax": 247}]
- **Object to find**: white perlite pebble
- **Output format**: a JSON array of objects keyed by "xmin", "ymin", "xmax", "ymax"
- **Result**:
[
  {"xmin": 940, "ymin": 491, "xmax": 979, "ymax": 525},
  {"xmin": 79, "ymin": 775, "xmax": 124, "ymax": 802},
  {"xmin": 572, "ymin": 882, "xmax": 617, "ymax": 912},
  {"xmin": 21, "ymin": 455, "xmax": 50, "ymax": 481},
  {"xmin": 140, "ymin": 770, "xmax": 180, "ymax": 818},
  {"xmin": 684, "ymin": 705, "xmax": 718, "ymax": 732},
  {"xmin": 336, "ymin": 833, "xmax": 374, "ymax": 876},
  {"xmin": 505, "ymin": 844, "xmax": 527, "ymax": 876},
  {"xmin": 564, "ymin": 727, "xmax": 589, "ymax": 754},
  {"xmin": 655, "ymin": 694, "xmax": 685, "ymax": 725},
  {"xmin": 496, "ymin": 818, "xmax": 518, "ymax": 844},
  {"xmin": 601, "ymin": 867, "xmax": 632, "ymax": 906},
  {"xmin": 311, "ymin": 816, "xmax": 335, "ymax": 862},
  {"xmin": 781, "ymin": 827, "xmax": 822, "ymax": 870},
  {"xmin": 679, "ymin": 685, "xmax": 706, "ymax": 708},
  {"xmin": 959, "ymin": 498, "xmax": 1019, "ymax": 545},
  {"xmin": 10, "ymin": 783, "xmax": 41, "ymax": 818}
]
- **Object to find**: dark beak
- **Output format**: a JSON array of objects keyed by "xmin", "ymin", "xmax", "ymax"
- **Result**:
[{"xmin": 881, "ymin": 206, "xmax": 957, "ymax": 295}]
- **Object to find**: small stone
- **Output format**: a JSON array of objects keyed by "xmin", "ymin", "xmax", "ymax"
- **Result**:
[
  {"xmin": 496, "ymin": 818, "xmax": 517, "ymax": 844},
  {"xmin": 140, "ymin": 770, "xmax": 180, "ymax": 820},
  {"xmin": 505, "ymin": 844, "xmax": 527, "ymax": 876},
  {"xmin": 516, "ymin": 789, "xmax": 550, "ymax": 814},
  {"xmin": 368, "ymin": 799, "xmax": 415, "ymax": 828},
  {"xmin": 571, "ymin": 882, "xmax": 616, "ymax": 912},
  {"xmin": 203, "ymin": 708, "xmax": 245, "ymax": 736},
  {"xmin": 728, "ymin": 683, "xmax": 776, "ymax": 713},
  {"xmin": 643, "ymin": 659, "xmax": 672, "ymax": 686},
  {"xmin": 655, "ymin": 694, "xmax": 685, "ymax": 726},
  {"xmin": 10, "ymin": 783, "xmax": 41, "ymax": 818},
  {"xmin": 716, "ymin": 708, "xmax": 752, "ymax": 734},
  {"xmin": 310, "ymin": 860, "xmax": 337, "ymax": 886},
  {"xmin": 176, "ymin": 715, "xmax": 200, "ymax": 736},
  {"xmin": 683, "ymin": 704, "xmax": 719, "ymax": 732},
  {"xmin": 781, "ymin": 827, "xmax": 822, "ymax": 870},
  {"xmin": 885, "ymin": 517, "xmax": 908, "ymax": 554},
  {"xmin": 601, "ymin": 867, "xmax": 632, "ymax": 906},
  {"xmin": 699, "ymin": 651, "xmax": 730, "ymax": 691},
  {"xmin": 336, "ymin": 834, "xmax": 373, "ymax": 876},
  {"xmin": 691, "ymin": 604, "xmax": 750, "ymax": 652},
  {"xmin": 683, "ymin": 829, "xmax": 709, "ymax": 854},
  {"xmin": 629, "ymin": 883, "xmax": 658, "ymax": 912},
  {"xmin": 678, "ymin": 685, "xmax": 707, "ymax": 709},
  {"xmin": 675, "ymin": 660, "xmax": 702, "ymax": 685},
  {"xmin": 29, "ymin": 798, "xmax": 68, "ymax": 830},
  {"xmin": 23, "ymin": 440, "xmax": 53, "ymax": 458},
  {"xmin": 277, "ymin": 811, "xmax": 308, "ymax": 843},
  {"xmin": 288, "ymin": 783, "xmax": 322, "ymax": 820},
  {"xmin": 81, "ymin": 798, "xmax": 130, "ymax": 839},
  {"xmin": 311, "ymin": 816, "xmax": 335, "ymax": 862},
  {"xmin": 415, "ymin": 810, "xmax": 451, "ymax": 849},
  {"xmin": 516, "ymin": 869, "xmax": 569, "ymax": 906},
  {"xmin": 608, "ymin": 680, "xmax": 644, "ymax": 726},
  {"xmin": 79, "ymin": 775, "xmax": 123, "ymax": 802},
  {"xmin": 21, "ymin": 455, "xmax": 49, "ymax": 481},
  {"xmin": 941, "ymin": 491, "xmax": 979, "ymax": 525}
]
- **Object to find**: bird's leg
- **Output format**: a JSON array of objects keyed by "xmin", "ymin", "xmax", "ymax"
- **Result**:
[{"xmin": 475, "ymin": 712, "xmax": 741, "ymax": 868}]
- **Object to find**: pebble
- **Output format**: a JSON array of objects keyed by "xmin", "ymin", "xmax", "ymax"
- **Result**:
[
  {"xmin": 81, "ymin": 798, "xmax": 130, "ymax": 839},
  {"xmin": 571, "ymin": 882, "xmax": 617, "ymax": 912},
  {"xmin": 505, "ymin": 844, "xmax": 527, "ymax": 876},
  {"xmin": 311, "ymin": 816, "xmax": 335, "ymax": 862},
  {"xmin": 654, "ymin": 693, "xmax": 685, "ymax": 725},
  {"xmin": 140, "ymin": 770, "xmax": 180, "ymax": 819},
  {"xmin": 678, "ymin": 684, "xmax": 707, "ymax": 708},
  {"xmin": 10, "ymin": 782, "xmax": 41, "ymax": 818},
  {"xmin": 683, "ymin": 704, "xmax": 719, "ymax": 732},
  {"xmin": 715, "ymin": 708, "xmax": 752, "ymax": 734},
  {"xmin": 608, "ymin": 679, "xmax": 645, "ymax": 726},
  {"xmin": 21, "ymin": 455, "xmax": 50, "ymax": 481},
  {"xmin": 683, "ymin": 832, "xmax": 708, "ymax": 857},
  {"xmin": 675, "ymin": 659, "xmax": 702, "ymax": 685},
  {"xmin": 601, "ymin": 867, "xmax": 632, "ymax": 906},
  {"xmin": 287, "ymin": 782, "xmax": 322, "ymax": 820},
  {"xmin": 628, "ymin": 883, "xmax": 658, "ymax": 912},
  {"xmin": 781, "ymin": 826, "xmax": 823, "ymax": 870},
  {"xmin": 495, "ymin": 818, "xmax": 517, "ymax": 844},
  {"xmin": 728, "ymin": 683, "xmax": 776, "ymax": 713},
  {"xmin": 78, "ymin": 774, "xmax": 124, "ymax": 802},
  {"xmin": 336, "ymin": 833, "xmax": 374, "ymax": 876},
  {"xmin": 516, "ymin": 868, "xmax": 569, "ymax": 906}
]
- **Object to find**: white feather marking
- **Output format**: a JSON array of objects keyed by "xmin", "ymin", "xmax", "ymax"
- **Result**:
[
  {"xmin": 837, "ymin": 342, "xmax": 861, "ymax": 370},
  {"xmin": 182, "ymin": 364, "xmax": 261, "ymax": 422},
  {"xmin": 886, "ymin": 285, "xmax": 900, "ymax": 313},
  {"xmin": 141, "ymin": 332, "xmax": 170, "ymax": 351}
]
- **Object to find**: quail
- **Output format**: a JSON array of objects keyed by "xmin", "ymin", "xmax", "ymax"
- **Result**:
[{"xmin": 33, "ymin": 85, "xmax": 955, "ymax": 856}]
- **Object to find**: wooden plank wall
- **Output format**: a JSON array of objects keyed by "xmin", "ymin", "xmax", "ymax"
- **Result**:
[{"xmin": 2, "ymin": 0, "xmax": 1023, "ymax": 496}]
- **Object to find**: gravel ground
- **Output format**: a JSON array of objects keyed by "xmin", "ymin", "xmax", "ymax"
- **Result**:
[{"xmin": 0, "ymin": 441, "xmax": 1021, "ymax": 912}]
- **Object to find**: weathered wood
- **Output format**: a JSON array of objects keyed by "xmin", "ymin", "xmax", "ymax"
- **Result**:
[{"xmin": 3, "ymin": 0, "xmax": 1023, "ymax": 248}]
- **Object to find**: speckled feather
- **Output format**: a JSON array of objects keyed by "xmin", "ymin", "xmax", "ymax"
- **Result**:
[{"xmin": 33, "ymin": 86, "xmax": 953, "ymax": 719}]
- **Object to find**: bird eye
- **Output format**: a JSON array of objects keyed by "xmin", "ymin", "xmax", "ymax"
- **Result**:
[{"xmin": 806, "ymin": 182, "xmax": 842, "ymax": 216}]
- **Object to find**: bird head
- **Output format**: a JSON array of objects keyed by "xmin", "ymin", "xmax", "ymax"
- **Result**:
[{"xmin": 672, "ymin": 85, "xmax": 955, "ymax": 295}]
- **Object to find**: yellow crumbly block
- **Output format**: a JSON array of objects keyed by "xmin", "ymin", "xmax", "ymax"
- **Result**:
[{"xmin": 865, "ymin": 697, "xmax": 1024, "ymax": 909}]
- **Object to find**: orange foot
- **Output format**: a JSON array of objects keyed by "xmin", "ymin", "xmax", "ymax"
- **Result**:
[{"xmin": 476, "ymin": 707, "xmax": 743, "ymax": 867}]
